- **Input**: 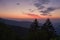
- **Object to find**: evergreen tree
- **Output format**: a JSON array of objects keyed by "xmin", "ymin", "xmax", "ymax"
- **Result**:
[
  {"xmin": 30, "ymin": 19, "xmax": 39, "ymax": 30},
  {"xmin": 42, "ymin": 18, "xmax": 56, "ymax": 40},
  {"xmin": 28, "ymin": 19, "xmax": 40, "ymax": 40}
]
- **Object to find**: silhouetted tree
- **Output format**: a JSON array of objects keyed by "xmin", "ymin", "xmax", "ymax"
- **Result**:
[
  {"xmin": 41, "ymin": 18, "xmax": 56, "ymax": 40},
  {"xmin": 30, "ymin": 19, "xmax": 39, "ymax": 30},
  {"xmin": 28, "ymin": 19, "xmax": 40, "ymax": 40}
]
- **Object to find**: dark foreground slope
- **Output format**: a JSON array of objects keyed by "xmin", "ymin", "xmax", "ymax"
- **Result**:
[
  {"xmin": 0, "ymin": 18, "xmax": 60, "ymax": 40},
  {"xmin": 0, "ymin": 18, "xmax": 29, "ymax": 40}
]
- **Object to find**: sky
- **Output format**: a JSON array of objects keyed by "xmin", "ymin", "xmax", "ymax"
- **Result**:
[{"xmin": 0, "ymin": 0, "xmax": 60, "ymax": 20}]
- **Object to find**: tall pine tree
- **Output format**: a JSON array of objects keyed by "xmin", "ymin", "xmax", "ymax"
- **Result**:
[
  {"xmin": 30, "ymin": 19, "xmax": 39, "ymax": 31},
  {"xmin": 42, "ymin": 18, "xmax": 56, "ymax": 40},
  {"xmin": 28, "ymin": 19, "xmax": 40, "ymax": 40}
]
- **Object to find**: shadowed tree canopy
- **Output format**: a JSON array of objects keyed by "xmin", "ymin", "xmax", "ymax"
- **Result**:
[
  {"xmin": 28, "ymin": 19, "xmax": 40, "ymax": 40},
  {"xmin": 41, "ymin": 18, "xmax": 56, "ymax": 40},
  {"xmin": 30, "ymin": 19, "xmax": 39, "ymax": 30}
]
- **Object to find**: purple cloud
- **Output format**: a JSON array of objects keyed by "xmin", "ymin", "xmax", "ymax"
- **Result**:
[
  {"xmin": 40, "ymin": 7, "xmax": 60, "ymax": 15},
  {"xmin": 16, "ymin": 3, "xmax": 20, "ymax": 5},
  {"xmin": 34, "ymin": 0, "xmax": 60, "ymax": 16},
  {"xmin": 40, "ymin": 7, "xmax": 56, "ymax": 13}
]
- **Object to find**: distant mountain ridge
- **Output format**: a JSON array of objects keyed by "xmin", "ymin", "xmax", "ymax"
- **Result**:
[
  {"xmin": 0, "ymin": 18, "xmax": 32, "ymax": 28},
  {"xmin": 0, "ymin": 18, "xmax": 42, "ymax": 28}
]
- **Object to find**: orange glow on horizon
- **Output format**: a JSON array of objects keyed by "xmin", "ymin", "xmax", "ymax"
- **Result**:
[{"xmin": 0, "ymin": 12, "xmax": 60, "ymax": 19}]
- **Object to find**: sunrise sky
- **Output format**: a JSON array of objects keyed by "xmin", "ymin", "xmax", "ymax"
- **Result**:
[{"xmin": 0, "ymin": 0, "xmax": 60, "ymax": 20}]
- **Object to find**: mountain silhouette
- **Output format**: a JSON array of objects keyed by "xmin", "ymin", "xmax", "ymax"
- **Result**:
[{"xmin": 0, "ymin": 18, "xmax": 42, "ymax": 28}]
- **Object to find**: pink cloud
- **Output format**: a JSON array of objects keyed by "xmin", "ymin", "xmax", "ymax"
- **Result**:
[{"xmin": 25, "ymin": 13, "xmax": 41, "ymax": 19}]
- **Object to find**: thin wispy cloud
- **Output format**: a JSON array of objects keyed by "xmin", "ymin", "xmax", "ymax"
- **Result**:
[
  {"xmin": 23, "ymin": 12, "xmax": 41, "ymax": 18},
  {"xmin": 26, "ymin": 14, "xmax": 41, "ymax": 18},
  {"xmin": 40, "ymin": 7, "xmax": 57, "ymax": 14}
]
